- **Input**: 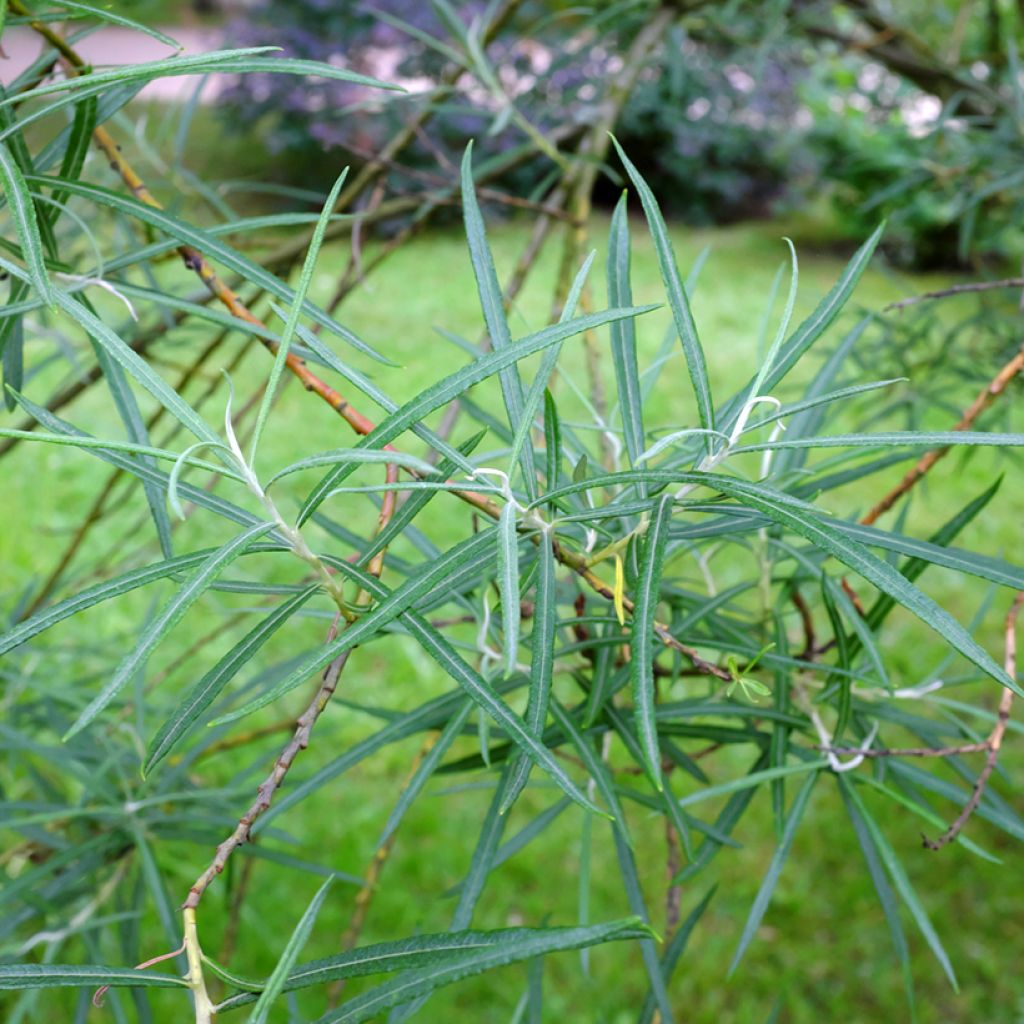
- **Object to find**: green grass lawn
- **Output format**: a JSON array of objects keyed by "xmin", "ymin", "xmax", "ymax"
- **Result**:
[{"xmin": 3, "ymin": 210, "xmax": 1023, "ymax": 1023}]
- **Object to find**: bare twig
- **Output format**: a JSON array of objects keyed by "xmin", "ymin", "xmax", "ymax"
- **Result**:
[
  {"xmin": 922, "ymin": 592, "xmax": 1021, "ymax": 850},
  {"xmin": 886, "ymin": 277, "xmax": 1024, "ymax": 311},
  {"xmin": 821, "ymin": 741, "xmax": 990, "ymax": 758},
  {"xmin": 791, "ymin": 587, "xmax": 816, "ymax": 661},
  {"xmin": 861, "ymin": 341, "xmax": 1024, "ymax": 525},
  {"xmin": 182, "ymin": 649, "xmax": 353, "ymax": 911}
]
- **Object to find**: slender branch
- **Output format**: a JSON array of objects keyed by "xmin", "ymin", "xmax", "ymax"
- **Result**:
[
  {"xmin": 922, "ymin": 591, "xmax": 1021, "ymax": 850},
  {"xmin": 331, "ymin": 0, "xmax": 528, "ymax": 212},
  {"xmin": 184, "ymin": 461, "xmax": 399, "ymax": 912},
  {"xmin": 554, "ymin": 538, "xmax": 731, "ymax": 681},
  {"xmin": 190, "ymin": 720, "xmax": 298, "ymax": 763},
  {"xmin": 886, "ymin": 277, "xmax": 1024, "ymax": 311},
  {"xmin": 182, "ymin": 649, "xmax": 353, "ymax": 911},
  {"xmin": 336, "ymin": 140, "xmax": 575, "ymax": 221},
  {"xmin": 861, "ymin": 341, "xmax": 1024, "ymax": 525},
  {"xmin": 821, "ymin": 741, "xmax": 989, "ymax": 758},
  {"xmin": 790, "ymin": 587, "xmax": 816, "ymax": 661}
]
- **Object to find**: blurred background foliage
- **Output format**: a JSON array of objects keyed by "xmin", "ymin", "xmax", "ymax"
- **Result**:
[{"xmin": 215, "ymin": 0, "xmax": 1024, "ymax": 268}]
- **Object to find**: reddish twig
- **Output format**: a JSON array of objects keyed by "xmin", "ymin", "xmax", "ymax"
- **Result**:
[
  {"xmin": 861, "ymin": 341, "xmax": 1024, "ymax": 525},
  {"xmin": 922, "ymin": 592, "xmax": 1021, "ymax": 850},
  {"xmin": 791, "ymin": 587, "xmax": 816, "ymax": 661}
]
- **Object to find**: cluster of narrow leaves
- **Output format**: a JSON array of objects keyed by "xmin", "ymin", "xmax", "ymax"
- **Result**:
[{"xmin": 1, "ymin": 3, "xmax": 1023, "ymax": 1022}]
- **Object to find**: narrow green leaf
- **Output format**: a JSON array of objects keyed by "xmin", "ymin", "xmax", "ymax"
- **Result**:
[
  {"xmin": 219, "ymin": 922, "xmax": 648, "ymax": 1017},
  {"xmin": 0, "ymin": 964, "xmax": 186, "ymax": 991},
  {"xmin": 677, "ymin": 760, "xmax": 827, "ymax": 811},
  {"xmin": 861, "ymin": 478, "xmax": 1003, "ymax": 637},
  {"xmin": 508, "ymin": 251, "xmax": 594, "ymax": 479},
  {"xmin": 1, "ymin": 47, "xmax": 397, "ymax": 115},
  {"xmin": 64, "ymin": 521, "xmax": 276, "ymax": 739},
  {"xmin": 0, "ymin": 428, "xmax": 237, "ymax": 476},
  {"xmin": 631, "ymin": 494, "xmax": 674, "ymax": 791},
  {"xmin": 890, "ymin": 760, "xmax": 1024, "ymax": 842},
  {"xmin": 720, "ymin": 223, "xmax": 885, "ymax": 433},
  {"xmin": 1, "ymin": 306, "xmax": 22, "ymax": 410},
  {"xmin": 24, "ymin": 177, "xmax": 391, "ymax": 365},
  {"xmin": 144, "ymin": 586, "xmax": 318, "ymax": 775},
  {"xmin": 328, "ymin": 920, "xmax": 647, "ymax": 1024},
  {"xmin": 638, "ymin": 886, "xmax": 717, "ymax": 1024},
  {"xmin": 747, "ymin": 379, "xmax": 906, "ymax": 434},
  {"xmin": 501, "ymin": 535, "xmax": 556, "ymax": 813},
  {"xmin": 497, "ymin": 502, "xmax": 521, "ymax": 675},
  {"xmin": 267, "ymin": 448, "xmax": 437, "ymax": 488},
  {"xmin": 0, "ymin": 549, "xmax": 213, "ymax": 657},
  {"xmin": 857, "ymin": 775, "xmax": 1000, "ymax": 863},
  {"xmin": 543, "ymin": 389, "xmax": 562, "ymax": 499},
  {"xmin": 837, "ymin": 777, "xmax": 916, "ymax": 1016},
  {"xmin": 820, "ymin": 577, "xmax": 853, "ymax": 742},
  {"xmin": 377, "ymin": 700, "xmax": 474, "ymax": 848},
  {"xmin": 86, "ymin": 327, "xmax": 174, "ymax": 558},
  {"xmin": 296, "ymin": 304, "xmax": 658, "ymax": 525},
  {"xmin": 246, "ymin": 877, "xmax": 334, "ymax": 1024},
  {"xmin": 729, "ymin": 770, "xmax": 818, "ymax": 974},
  {"xmin": 442, "ymin": 770, "xmax": 512, "ymax": 935},
  {"xmin": 50, "ymin": 93, "xmax": 97, "ymax": 216},
  {"xmin": 749, "ymin": 238, "xmax": 798, "ymax": 400},
  {"xmin": 840, "ymin": 776, "xmax": 957, "ymax": 990},
  {"xmin": 548, "ymin": 700, "xmax": 673, "ymax": 1021},
  {"xmin": 356, "ymin": 431, "xmax": 485, "ymax": 569},
  {"xmin": 730, "ymin": 431, "xmax": 1024, "ymax": 455},
  {"xmin": 251, "ymin": 168, "xmax": 348, "ymax": 464},
  {"xmin": 47, "ymin": 1, "xmax": 183, "ymax": 47},
  {"xmin": 213, "ymin": 530, "xmax": 498, "ymax": 724},
  {"xmin": 831, "ymin": 519, "xmax": 1024, "ymax": 592},
  {"xmin": 611, "ymin": 136, "xmax": 713, "ymax": 449},
  {"xmin": 607, "ymin": 192, "xmax": 645, "ymax": 475},
  {"xmin": 0, "ymin": 84, "xmax": 56, "ymax": 261},
  {"xmin": 605, "ymin": 705, "xmax": 690, "ymax": 857},
  {"xmin": 0, "ymin": 141, "xmax": 53, "ymax": 306},
  {"xmin": 461, "ymin": 141, "xmax": 536, "ymax": 499}
]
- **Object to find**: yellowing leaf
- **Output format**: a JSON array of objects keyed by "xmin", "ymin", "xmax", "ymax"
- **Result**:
[{"xmin": 614, "ymin": 554, "xmax": 626, "ymax": 626}]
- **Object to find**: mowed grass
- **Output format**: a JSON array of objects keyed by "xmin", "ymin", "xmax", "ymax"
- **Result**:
[{"xmin": 3, "ymin": 209, "xmax": 1023, "ymax": 1023}]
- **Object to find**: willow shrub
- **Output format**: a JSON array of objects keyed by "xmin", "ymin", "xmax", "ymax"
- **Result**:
[{"xmin": 1, "ymin": 6, "xmax": 1023, "ymax": 1024}]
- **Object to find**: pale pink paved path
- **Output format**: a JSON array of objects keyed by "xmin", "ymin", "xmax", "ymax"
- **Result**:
[{"xmin": 1, "ymin": 25, "xmax": 228, "ymax": 102}]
